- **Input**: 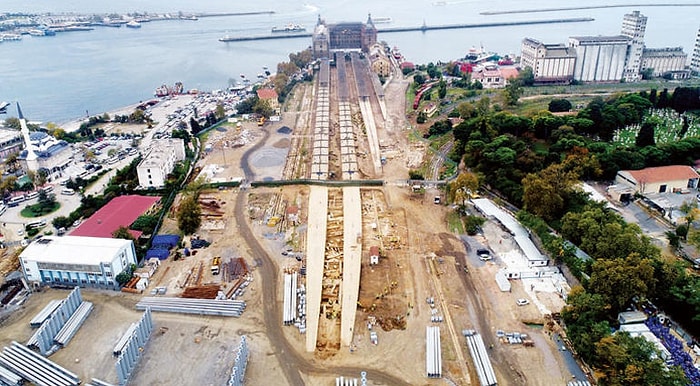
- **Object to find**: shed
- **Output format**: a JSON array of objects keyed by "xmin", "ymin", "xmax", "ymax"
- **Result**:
[
  {"xmin": 615, "ymin": 165, "xmax": 700, "ymax": 194},
  {"xmin": 369, "ymin": 246, "xmax": 380, "ymax": 265},
  {"xmin": 618, "ymin": 310, "xmax": 647, "ymax": 325}
]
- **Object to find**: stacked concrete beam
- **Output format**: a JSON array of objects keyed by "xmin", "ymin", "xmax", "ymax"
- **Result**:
[
  {"xmin": 54, "ymin": 301, "xmax": 94, "ymax": 346},
  {"xmin": 0, "ymin": 341, "xmax": 80, "ymax": 386},
  {"xmin": 27, "ymin": 287, "xmax": 83, "ymax": 355},
  {"xmin": 283, "ymin": 272, "xmax": 298, "ymax": 325},
  {"xmin": 115, "ymin": 309, "xmax": 154, "ymax": 386},
  {"xmin": 463, "ymin": 330, "xmax": 497, "ymax": 386},
  {"xmin": 227, "ymin": 336, "xmax": 249, "ymax": 386},
  {"xmin": 135, "ymin": 297, "xmax": 246, "ymax": 317},
  {"xmin": 0, "ymin": 362, "xmax": 22, "ymax": 386},
  {"xmin": 426, "ymin": 326, "xmax": 442, "ymax": 378},
  {"xmin": 29, "ymin": 299, "xmax": 62, "ymax": 328}
]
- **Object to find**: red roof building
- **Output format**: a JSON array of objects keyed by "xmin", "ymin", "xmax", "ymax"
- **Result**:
[
  {"xmin": 256, "ymin": 88, "xmax": 280, "ymax": 113},
  {"xmin": 70, "ymin": 195, "xmax": 161, "ymax": 239},
  {"xmin": 615, "ymin": 165, "xmax": 700, "ymax": 194}
]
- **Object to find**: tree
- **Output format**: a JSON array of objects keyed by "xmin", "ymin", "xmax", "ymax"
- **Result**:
[
  {"xmin": 464, "ymin": 215, "xmax": 485, "ymax": 235},
  {"xmin": 438, "ymin": 80, "xmax": 447, "ymax": 99},
  {"xmin": 515, "ymin": 66, "xmax": 534, "ymax": 86},
  {"xmin": 413, "ymin": 73, "xmax": 425, "ymax": 86},
  {"xmin": 588, "ymin": 254, "xmax": 656, "ymax": 314},
  {"xmin": 448, "ymin": 171, "xmax": 480, "ymax": 206},
  {"xmin": 548, "ymin": 98, "xmax": 572, "ymax": 112},
  {"xmin": 215, "ymin": 103, "xmax": 226, "ymax": 120},
  {"xmin": 189, "ymin": 117, "xmax": 201, "ymax": 135},
  {"xmin": 4, "ymin": 117, "xmax": 20, "ymax": 130},
  {"xmin": 635, "ymin": 121, "xmax": 656, "ymax": 148},
  {"xmin": 112, "ymin": 226, "xmax": 135, "ymax": 241},
  {"xmin": 502, "ymin": 80, "xmax": 522, "ymax": 106},
  {"xmin": 177, "ymin": 194, "xmax": 202, "ymax": 235},
  {"xmin": 253, "ymin": 99, "xmax": 274, "ymax": 118}
]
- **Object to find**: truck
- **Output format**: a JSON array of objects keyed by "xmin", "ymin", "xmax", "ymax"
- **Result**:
[{"xmin": 211, "ymin": 256, "xmax": 221, "ymax": 275}]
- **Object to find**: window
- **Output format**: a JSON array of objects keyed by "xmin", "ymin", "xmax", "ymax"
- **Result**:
[{"xmin": 106, "ymin": 272, "xmax": 113, "ymax": 277}]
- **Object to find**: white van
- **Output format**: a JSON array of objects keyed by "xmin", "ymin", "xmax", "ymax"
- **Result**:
[
  {"xmin": 41, "ymin": 186, "xmax": 54, "ymax": 194},
  {"xmin": 7, "ymin": 195, "xmax": 25, "ymax": 207},
  {"xmin": 26, "ymin": 191, "xmax": 39, "ymax": 200},
  {"xmin": 61, "ymin": 188, "xmax": 76, "ymax": 196}
]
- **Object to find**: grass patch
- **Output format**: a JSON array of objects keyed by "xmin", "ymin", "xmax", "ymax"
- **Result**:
[
  {"xmin": 20, "ymin": 202, "xmax": 60, "ymax": 218},
  {"xmin": 447, "ymin": 211, "xmax": 465, "ymax": 234}
]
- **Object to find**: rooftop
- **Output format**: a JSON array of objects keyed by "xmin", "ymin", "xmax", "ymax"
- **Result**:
[
  {"xmin": 569, "ymin": 35, "xmax": 630, "ymax": 44},
  {"xmin": 71, "ymin": 195, "xmax": 160, "ymax": 239},
  {"xmin": 21, "ymin": 236, "xmax": 133, "ymax": 265},
  {"xmin": 624, "ymin": 165, "xmax": 700, "ymax": 184},
  {"xmin": 256, "ymin": 88, "xmax": 278, "ymax": 100}
]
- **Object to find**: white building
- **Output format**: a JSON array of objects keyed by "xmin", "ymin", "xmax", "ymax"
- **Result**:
[
  {"xmin": 19, "ymin": 236, "xmax": 137, "ymax": 290},
  {"xmin": 641, "ymin": 47, "xmax": 688, "ymax": 77},
  {"xmin": 520, "ymin": 38, "xmax": 576, "ymax": 84},
  {"xmin": 569, "ymin": 35, "xmax": 630, "ymax": 82},
  {"xmin": 690, "ymin": 26, "xmax": 700, "ymax": 74},
  {"xmin": 15, "ymin": 103, "xmax": 72, "ymax": 176},
  {"xmin": 137, "ymin": 138, "xmax": 186, "ymax": 188},
  {"xmin": 620, "ymin": 10, "xmax": 647, "ymax": 82}
]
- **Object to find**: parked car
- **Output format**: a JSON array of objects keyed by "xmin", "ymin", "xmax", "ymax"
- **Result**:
[
  {"xmin": 516, "ymin": 298, "xmax": 530, "ymax": 306},
  {"xmin": 476, "ymin": 249, "xmax": 492, "ymax": 261}
]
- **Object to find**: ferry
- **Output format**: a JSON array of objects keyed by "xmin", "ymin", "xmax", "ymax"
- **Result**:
[
  {"xmin": 271, "ymin": 24, "xmax": 306, "ymax": 33},
  {"xmin": 372, "ymin": 16, "xmax": 392, "ymax": 24}
]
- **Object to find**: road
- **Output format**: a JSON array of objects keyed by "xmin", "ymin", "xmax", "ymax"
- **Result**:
[{"xmin": 235, "ymin": 132, "xmax": 410, "ymax": 386}]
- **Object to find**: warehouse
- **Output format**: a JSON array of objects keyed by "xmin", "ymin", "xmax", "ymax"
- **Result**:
[
  {"xmin": 615, "ymin": 165, "xmax": 700, "ymax": 195},
  {"xmin": 19, "ymin": 236, "xmax": 137, "ymax": 290}
]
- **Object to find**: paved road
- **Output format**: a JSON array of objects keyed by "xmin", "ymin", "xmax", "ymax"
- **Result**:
[{"xmin": 235, "ymin": 133, "xmax": 409, "ymax": 386}]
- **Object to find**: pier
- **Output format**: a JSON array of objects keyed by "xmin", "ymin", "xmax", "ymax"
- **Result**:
[
  {"xmin": 481, "ymin": 3, "xmax": 700, "ymax": 15},
  {"xmin": 219, "ymin": 17, "xmax": 594, "ymax": 43}
]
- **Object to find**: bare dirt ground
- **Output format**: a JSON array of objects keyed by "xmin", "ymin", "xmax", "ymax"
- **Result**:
[{"xmin": 0, "ymin": 67, "xmax": 579, "ymax": 386}]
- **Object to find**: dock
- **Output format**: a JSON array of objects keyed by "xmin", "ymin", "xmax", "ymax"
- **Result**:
[{"xmin": 219, "ymin": 17, "xmax": 594, "ymax": 42}]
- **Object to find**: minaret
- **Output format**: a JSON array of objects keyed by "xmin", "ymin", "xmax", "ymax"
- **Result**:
[
  {"xmin": 17, "ymin": 102, "xmax": 38, "ymax": 170},
  {"xmin": 691, "ymin": 25, "xmax": 700, "ymax": 74}
]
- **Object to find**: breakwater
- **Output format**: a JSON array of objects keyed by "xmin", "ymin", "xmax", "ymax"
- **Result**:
[
  {"xmin": 219, "ymin": 17, "xmax": 594, "ymax": 42},
  {"xmin": 481, "ymin": 3, "xmax": 700, "ymax": 15}
]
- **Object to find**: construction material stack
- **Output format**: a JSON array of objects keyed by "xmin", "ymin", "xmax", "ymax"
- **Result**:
[{"xmin": 426, "ymin": 326, "xmax": 442, "ymax": 378}]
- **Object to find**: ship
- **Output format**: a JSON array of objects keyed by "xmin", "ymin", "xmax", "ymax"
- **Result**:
[
  {"xmin": 126, "ymin": 20, "xmax": 142, "ymax": 29},
  {"xmin": 372, "ymin": 16, "xmax": 392, "ymax": 24},
  {"xmin": 271, "ymin": 24, "xmax": 306, "ymax": 33},
  {"xmin": 154, "ymin": 82, "xmax": 184, "ymax": 97}
]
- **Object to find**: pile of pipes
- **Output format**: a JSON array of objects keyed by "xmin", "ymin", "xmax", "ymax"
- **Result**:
[
  {"xmin": 0, "ymin": 341, "xmax": 80, "ymax": 386},
  {"xmin": 27, "ymin": 287, "xmax": 93, "ymax": 355},
  {"xmin": 283, "ymin": 272, "xmax": 298, "ymax": 325},
  {"xmin": 86, "ymin": 378, "xmax": 115, "ymax": 386},
  {"xmin": 116, "ymin": 309, "xmax": 154, "ymax": 386},
  {"xmin": 336, "ymin": 371, "xmax": 368, "ymax": 386},
  {"xmin": 0, "ymin": 362, "xmax": 22, "ymax": 386},
  {"xmin": 136, "ymin": 297, "xmax": 246, "ymax": 317},
  {"xmin": 227, "ymin": 336, "xmax": 249, "ymax": 386},
  {"xmin": 426, "ymin": 326, "xmax": 442, "ymax": 378},
  {"xmin": 463, "ymin": 330, "xmax": 497, "ymax": 386}
]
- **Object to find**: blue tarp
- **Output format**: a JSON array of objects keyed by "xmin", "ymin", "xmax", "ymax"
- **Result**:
[
  {"xmin": 152, "ymin": 234, "xmax": 180, "ymax": 249},
  {"xmin": 146, "ymin": 248, "xmax": 170, "ymax": 260}
]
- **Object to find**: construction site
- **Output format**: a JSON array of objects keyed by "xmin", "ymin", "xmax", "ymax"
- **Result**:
[{"xmin": 0, "ymin": 43, "xmax": 581, "ymax": 386}]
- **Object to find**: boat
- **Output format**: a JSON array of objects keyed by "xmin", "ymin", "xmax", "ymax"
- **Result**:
[
  {"xmin": 372, "ymin": 16, "xmax": 392, "ymax": 24},
  {"xmin": 240, "ymin": 74, "xmax": 246, "ymax": 78},
  {"xmin": 271, "ymin": 24, "xmax": 306, "ymax": 33},
  {"xmin": 126, "ymin": 21, "xmax": 142, "ymax": 29},
  {"xmin": 0, "ymin": 34, "xmax": 22, "ymax": 41},
  {"xmin": 0, "ymin": 101, "xmax": 9, "ymax": 113}
]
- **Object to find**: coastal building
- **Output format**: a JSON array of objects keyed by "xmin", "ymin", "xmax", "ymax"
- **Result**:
[
  {"xmin": 368, "ymin": 43, "xmax": 391, "ymax": 77},
  {"xmin": 136, "ymin": 138, "xmax": 185, "ymax": 188},
  {"xmin": 70, "ymin": 195, "xmax": 161, "ymax": 239},
  {"xmin": 15, "ymin": 103, "xmax": 72, "ymax": 176},
  {"xmin": 312, "ymin": 14, "xmax": 378, "ymax": 59},
  {"xmin": 691, "ymin": 26, "xmax": 700, "ymax": 74},
  {"xmin": 641, "ymin": 47, "xmax": 688, "ymax": 77},
  {"xmin": 615, "ymin": 165, "xmax": 700, "ymax": 195},
  {"xmin": 568, "ymin": 36, "xmax": 629, "ymax": 82},
  {"xmin": 520, "ymin": 38, "xmax": 576, "ymax": 84},
  {"xmin": 0, "ymin": 128, "xmax": 23, "ymax": 159},
  {"xmin": 256, "ymin": 88, "xmax": 280, "ymax": 114},
  {"xmin": 620, "ymin": 10, "xmax": 647, "ymax": 82},
  {"xmin": 19, "ymin": 235, "xmax": 137, "ymax": 290}
]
